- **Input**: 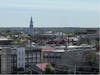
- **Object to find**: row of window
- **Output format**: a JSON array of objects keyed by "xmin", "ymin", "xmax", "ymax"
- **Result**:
[
  {"xmin": 26, "ymin": 58, "xmax": 41, "ymax": 62},
  {"xmin": 17, "ymin": 62, "xmax": 25, "ymax": 67},
  {"xmin": 44, "ymin": 56, "xmax": 61, "ymax": 58},
  {"xmin": 18, "ymin": 57, "xmax": 25, "ymax": 61}
]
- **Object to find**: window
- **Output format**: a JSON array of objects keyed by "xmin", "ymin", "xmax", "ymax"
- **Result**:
[
  {"xmin": 19, "ymin": 63, "xmax": 20, "ymax": 67},
  {"xmin": 19, "ymin": 57, "xmax": 20, "ymax": 61},
  {"xmin": 19, "ymin": 51, "xmax": 20, "ymax": 55},
  {"xmin": 37, "ymin": 54, "xmax": 40, "ymax": 57},
  {"xmin": 37, "ymin": 58, "xmax": 40, "ymax": 62},
  {"xmin": 33, "ymin": 54, "xmax": 36, "ymax": 57}
]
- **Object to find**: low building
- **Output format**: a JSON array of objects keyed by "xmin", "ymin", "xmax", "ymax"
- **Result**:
[
  {"xmin": 0, "ymin": 37, "xmax": 13, "ymax": 45},
  {"xmin": 40, "ymin": 45, "xmax": 65, "ymax": 65}
]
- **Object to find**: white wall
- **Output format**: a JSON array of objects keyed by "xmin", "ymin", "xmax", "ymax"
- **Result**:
[{"xmin": 16, "ymin": 47, "xmax": 25, "ymax": 69}]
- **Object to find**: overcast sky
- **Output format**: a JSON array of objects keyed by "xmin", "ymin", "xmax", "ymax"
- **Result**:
[{"xmin": 0, "ymin": 0, "xmax": 99, "ymax": 27}]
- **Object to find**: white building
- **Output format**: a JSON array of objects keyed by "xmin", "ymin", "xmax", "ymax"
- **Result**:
[{"xmin": 16, "ymin": 47, "xmax": 25, "ymax": 69}]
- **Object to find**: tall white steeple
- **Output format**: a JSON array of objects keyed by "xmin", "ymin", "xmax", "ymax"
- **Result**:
[{"xmin": 29, "ymin": 16, "xmax": 34, "ymax": 36}]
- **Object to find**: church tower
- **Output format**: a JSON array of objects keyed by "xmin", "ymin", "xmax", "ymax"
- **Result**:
[{"xmin": 29, "ymin": 17, "xmax": 34, "ymax": 36}]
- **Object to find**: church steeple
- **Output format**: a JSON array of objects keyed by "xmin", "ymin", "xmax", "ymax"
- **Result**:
[
  {"xmin": 30, "ymin": 16, "xmax": 33, "ymax": 28},
  {"xmin": 29, "ymin": 16, "xmax": 34, "ymax": 36},
  {"xmin": 31, "ymin": 16, "xmax": 33, "ymax": 22}
]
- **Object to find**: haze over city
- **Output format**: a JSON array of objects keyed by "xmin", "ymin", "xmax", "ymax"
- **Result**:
[{"xmin": 0, "ymin": 0, "xmax": 99, "ymax": 27}]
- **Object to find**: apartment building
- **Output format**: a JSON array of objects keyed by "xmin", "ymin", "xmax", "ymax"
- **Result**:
[
  {"xmin": 40, "ymin": 45, "xmax": 65, "ymax": 65},
  {"xmin": 16, "ymin": 47, "xmax": 25, "ymax": 69},
  {"xmin": 25, "ymin": 45, "xmax": 65, "ymax": 65},
  {"xmin": 25, "ymin": 47, "xmax": 42, "ymax": 66},
  {"xmin": 61, "ymin": 44, "xmax": 96, "ymax": 72},
  {"xmin": 0, "ymin": 47, "xmax": 17, "ymax": 74},
  {"xmin": 43, "ymin": 50, "xmax": 64, "ymax": 64}
]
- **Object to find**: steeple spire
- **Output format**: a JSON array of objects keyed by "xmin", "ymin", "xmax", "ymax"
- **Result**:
[
  {"xmin": 30, "ymin": 16, "xmax": 33, "ymax": 23},
  {"xmin": 30, "ymin": 16, "xmax": 33, "ymax": 26},
  {"xmin": 29, "ymin": 16, "xmax": 34, "ymax": 36}
]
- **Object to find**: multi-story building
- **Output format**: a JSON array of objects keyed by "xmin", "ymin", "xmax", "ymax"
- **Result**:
[
  {"xmin": 0, "ymin": 47, "xmax": 17, "ymax": 74},
  {"xmin": 61, "ymin": 44, "xmax": 96, "ymax": 72},
  {"xmin": 40, "ymin": 45, "xmax": 65, "ymax": 65},
  {"xmin": 43, "ymin": 49, "xmax": 64, "ymax": 65},
  {"xmin": 25, "ymin": 45, "xmax": 65, "ymax": 65},
  {"xmin": 25, "ymin": 47, "xmax": 42, "ymax": 66},
  {"xmin": 0, "ymin": 37, "xmax": 17, "ymax": 74},
  {"xmin": 16, "ymin": 47, "xmax": 25, "ymax": 69}
]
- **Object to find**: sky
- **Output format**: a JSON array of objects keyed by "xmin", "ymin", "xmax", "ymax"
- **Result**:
[{"xmin": 0, "ymin": 0, "xmax": 99, "ymax": 27}]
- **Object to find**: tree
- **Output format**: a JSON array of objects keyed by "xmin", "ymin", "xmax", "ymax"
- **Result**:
[
  {"xmin": 79, "ymin": 37, "xmax": 91, "ymax": 45},
  {"xmin": 74, "ymin": 29, "xmax": 81, "ymax": 35},
  {"xmin": 11, "ymin": 40, "xmax": 18, "ymax": 45},
  {"xmin": 45, "ymin": 64, "xmax": 54, "ymax": 74},
  {"xmin": 88, "ymin": 52, "xmax": 97, "ymax": 66}
]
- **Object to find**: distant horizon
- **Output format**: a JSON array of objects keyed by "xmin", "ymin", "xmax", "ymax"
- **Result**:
[{"xmin": 0, "ymin": 26, "xmax": 99, "ymax": 28}]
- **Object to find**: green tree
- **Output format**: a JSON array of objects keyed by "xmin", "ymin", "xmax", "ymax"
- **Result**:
[
  {"xmin": 45, "ymin": 64, "xmax": 54, "ymax": 74},
  {"xmin": 74, "ymin": 29, "xmax": 81, "ymax": 35},
  {"xmin": 88, "ymin": 52, "xmax": 97, "ymax": 66},
  {"xmin": 11, "ymin": 40, "xmax": 18, "ymax": 45}
]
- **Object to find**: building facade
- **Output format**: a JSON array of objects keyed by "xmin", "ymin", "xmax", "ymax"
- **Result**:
[
  {"xmin": 25, "ymin": 47, "xmax": 42, "ymax": 66},
  {"xmin": 0, "ymin": 47, "xmax": 17, "ymax": 74},
  {"xmin": 16, "ymin": 47, "xmax": 25, "ymax": 69},
  {"xmin": 61, "ymin": 45, "xmax": 96, "ymax": 72},
  {"xmin": 43, "ymin": 50, "xmax": 64, "ymax": 65}
]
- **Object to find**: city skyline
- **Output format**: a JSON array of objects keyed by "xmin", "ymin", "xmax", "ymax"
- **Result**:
[{"xmin": 0, "ymin": 0, "xmax": 99, "ymax": 27}]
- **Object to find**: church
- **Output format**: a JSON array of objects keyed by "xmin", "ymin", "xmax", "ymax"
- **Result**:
[{"xmin": 28, "ymin": 17, "xmax": 34, "ymax": 36}]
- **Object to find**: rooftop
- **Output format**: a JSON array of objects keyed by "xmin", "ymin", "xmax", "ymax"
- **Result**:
[
  {"xmin": 0, "ymin": 38, "xmax": 12, "ymax": 41},
  {"xmin": 36, "ymin": 63, "xmax": 48, "ymax": 71}
]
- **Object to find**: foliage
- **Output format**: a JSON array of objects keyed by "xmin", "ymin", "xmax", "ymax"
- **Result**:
[
  {"xmin": 74, "ymin": 29, "xmax": 81, "ymax": 35},
  {"xmin": 45, "ymin": 64, "xmax": 54, "ymax": 74},
  {"xmin": 87, "ymin": 52, "xmax": 97, "ymax": 66},
  {"xmin": 79, "ymin": 37, "xmax": 91, "ymax": 44},
  {"xmin": 11, "ymin": 40, "xmax": 18, "ymax": 45}
]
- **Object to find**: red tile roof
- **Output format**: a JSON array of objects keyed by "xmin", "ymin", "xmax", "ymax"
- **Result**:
[{"xmin": 36, "ymin": 63, "xmax": 48, "ymax": 70}]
